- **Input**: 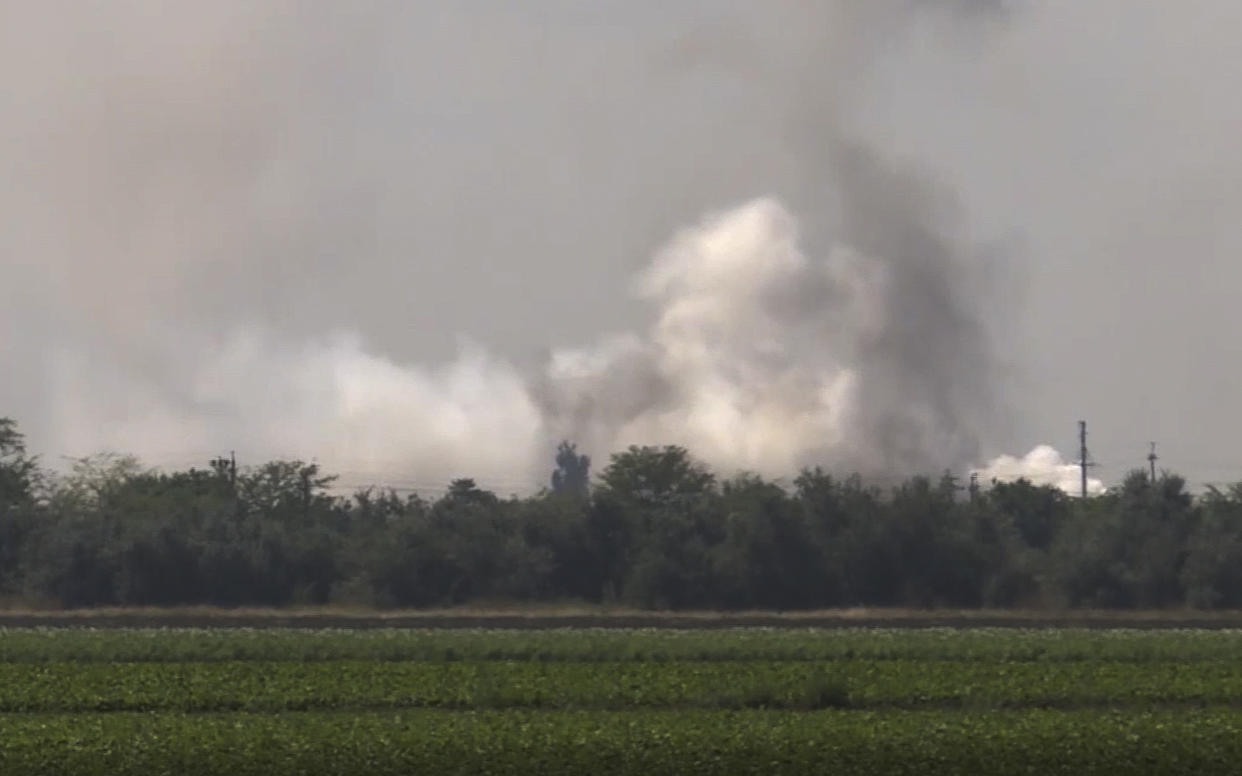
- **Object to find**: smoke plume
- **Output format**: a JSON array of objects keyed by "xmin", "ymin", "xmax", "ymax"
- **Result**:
[
  {"xmin": 541, "ymin": 189, "xmax": 992, "ymax": 480},
  {"xmin": 1, "ymin": 1, "xmax": 1047, "ymax": 492},
  {"xmin": 33, "ymin": 190, "xmax": 993, "ymax": 490},
  {"xmin": 976, "ymin": 447, "xmax": 1106, "ymax": 496}
]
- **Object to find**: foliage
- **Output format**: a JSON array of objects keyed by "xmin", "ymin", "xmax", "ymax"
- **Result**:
[
  {"xmin": 9, "ymin": 657, "xmax": 1242, "ymax": 713},
  {"xmin": 6, "ymin": 626, "xmax": 1242, "ymax": 663},
  {"xmin": 550, "ymin": 441, "xmax": 591, "ymax": 497},
  {"xmin": 0, "ymin": 418, "xmax": 40, "ymax": 594},
  {"xmin": 0, "ymin": 418, "xmax": 38, "ymax": 508},
  {"xmin": 3, "ymin": 627, "xmax": 1242, "ymax": 773},
  {"xmin": 4, "ymin": 708, "xmax": 1242, "ymax": 776},
  {"xmin": 2, "ymin": 414, "xmax": 1242, "ymax": 610}
]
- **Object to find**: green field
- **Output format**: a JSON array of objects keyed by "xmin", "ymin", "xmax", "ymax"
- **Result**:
[{"xmin": 4, "ymin": 626, "xmax": 1242, "ymax": 774}]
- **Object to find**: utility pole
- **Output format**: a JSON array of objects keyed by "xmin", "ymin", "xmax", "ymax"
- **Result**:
[
  {"xmin": 1148, "ymin": 442, "xmax": 1158, "ymax": 483},
  {"xmin": 1078, "ymin": 421, "xmax": 1090, "ymax": 499}
]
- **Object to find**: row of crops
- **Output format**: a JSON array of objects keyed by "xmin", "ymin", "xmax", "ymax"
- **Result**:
[
  {"xmin": 2, "ymin": 625, "xmax": 1239, "ymax": 662},
  {"xmin": 7, "ymin": 658, "xmax": 1242, "ymax": 712},
  {"xmin": 4, "ymin": 626, "xmax": 1242, "ymax": 774},
  {"xmin": 6, "ymin": 709, "xmax": 1242, "ymax": 775}
]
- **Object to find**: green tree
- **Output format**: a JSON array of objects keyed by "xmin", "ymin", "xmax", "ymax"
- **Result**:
[
  {"xmin": 1050, "ymin": 470, "xmax": 1194, "ymax": 608},
  {"xmin": 1182, "ymin": 484, "xmax": 1242, "ymax": 608},
  {"xmin": 711, "ymin": 473, "xmax": 819, "ymax": 609},
  {"xmin": 988, "ymin": 479, "xmax": 1069, "ymax": 550},
  {"xmin": 0, "ymin": 418, "xmax": 40, "ymax": 595},
  {"xmin": 0, "ymin": 418, "xmax": 38, "ymax": 507},
  {"xmin": 518, "ymin": 492, "xmax": 595, "ymax": 601},
  {"xmin": 885, "ymin": 475, "xmax": 987, "ymax": 607},
  {"xmin": 550, "ymin": 441, "xmax": 591, "ymax": 497},
  {"xmin": 45, "ymin": 452, "xmax": 146, "ymax": 512},
  {"xmin": 597, "ymin": 446, "xmax": 715, "ymax": 508},
  {"xmin": 795, "ymin": 470, "xmax": 899, "ymax": 606},
  {"xmin": 594, "ymin": 446, "xmax": 718, "ymax": 608}
]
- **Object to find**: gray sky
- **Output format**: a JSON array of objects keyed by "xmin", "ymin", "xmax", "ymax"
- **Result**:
[{"xmin": 2, "ymin": 1, "xmax": 1240, "ymax": 490}]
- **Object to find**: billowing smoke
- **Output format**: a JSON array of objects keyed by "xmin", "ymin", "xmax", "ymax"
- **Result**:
[
  {"xmin": 1, "ymin": 1, "xmax": 1054, "ymax": 492},
  {"xmin": 541, "ymin": 190, "xmax": 991, "ymax": 480},
  {"xmin": 976, "ymin": 446, "xmax": 1106, "ymax": 496},
  {"xmin": 40, "ymin": 191, "xmax": 992, "ymax": 490}
]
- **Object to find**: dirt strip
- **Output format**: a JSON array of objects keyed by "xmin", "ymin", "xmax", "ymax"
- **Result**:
[{"xmin": 3, "ymin": 608, "xmax": 1242, "ymax": 630}]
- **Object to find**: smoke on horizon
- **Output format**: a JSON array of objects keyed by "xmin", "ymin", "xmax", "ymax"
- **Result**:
[
  {"xmin": 0, "ymin": 0, "xmax": 1128, "ymax": 495},
  {"xmin": 975, "ymin": 446, "xmax": 1107, "ymax": 496},
  {"xmin": 33, "ymin": 191, "xmax": 1071, "ymax": 494}
]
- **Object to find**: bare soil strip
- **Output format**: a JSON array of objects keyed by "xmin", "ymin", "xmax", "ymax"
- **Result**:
[{"xmin": 3, "ymin": 607, "xmax": 1242, "ymax": 629}]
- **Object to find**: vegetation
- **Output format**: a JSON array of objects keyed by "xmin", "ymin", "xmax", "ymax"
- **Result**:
[
  {"xmin": 11, "ymin": 655, "xmax": 1242, "ymax": 712},
  {"xmin": 4, "ymin": 626, "xmax": 1242, "ymax": 773},
  {"xmin": 6, "ymin": 708, "xmax": 1242, "ymax": 776},
  {"xmin": 3, "ymin": 415, "xmax": 1242, "ymax": 611},
  {"xmin": 4, "ymin": 625, "xmax": 1242, "ymax": 663}
]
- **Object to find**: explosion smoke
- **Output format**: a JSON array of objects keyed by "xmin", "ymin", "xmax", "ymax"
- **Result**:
[
  {"xmin": 540, "ymin": 190, "xmax": 991, "ymax": 480},
  {"xmin": 39, "ymin": 190, "xmax": 993, "ymax": 489},
  {"xmin": 976, "ymin": 446, "xmax": 1106, "ymax": 496},
  {"xmin": 17, "ymin": 0, "xmax": 1198, "ymax": 493}
]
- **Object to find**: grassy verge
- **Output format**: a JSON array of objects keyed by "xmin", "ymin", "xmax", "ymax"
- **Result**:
[{"xmin": 1, "ymin": 708, "xmax": 1240, "ymax": 776}]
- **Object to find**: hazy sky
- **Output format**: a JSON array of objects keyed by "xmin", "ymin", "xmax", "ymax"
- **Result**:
[{"xmin": 2, "ymin": 1, "xmax": 1240, "ymax": 491}]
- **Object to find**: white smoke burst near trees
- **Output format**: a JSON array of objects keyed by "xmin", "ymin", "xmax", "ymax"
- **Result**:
[
  {"xmin": 976, "ymin": 446, "xmax": 1106, "ymax": 496},
  {"xmin": 541, "ymin": 198, "xmax": 863, "ymax": 478},
  {"xmin": 45, "ymin": 195, "xmax": 1070, "ymax": 492},
  {"xmin": 2, "ymin": 0, "xmax": 1120, "ymax": 493}
]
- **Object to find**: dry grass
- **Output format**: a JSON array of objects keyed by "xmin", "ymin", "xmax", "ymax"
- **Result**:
[{"xmin": 3, "ymin": 603, "xmax": 1242, "ymax": 629}]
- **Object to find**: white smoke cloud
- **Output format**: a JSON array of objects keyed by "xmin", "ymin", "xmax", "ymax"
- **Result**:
[
  {"xmin": 975, "ymin": 445, "xmax": 1106, "ymax": 496},
  {"xmin": 47, "ymin": 330, "xmax": 547, "ymax": 491},
  {"xmin": 4, "ymin": 2, "xmax": 1021, "ymax": 493},
  {"xmin": 13, "ymin": 0, "xmax": 1242, "ymax": 495},
  {"xmin": 542, "ymin": 198, "xmax": 867, "ymax": 477},
  {"xmin": 41, "ymin": 196, "xmax": 989, "ymax": 491}
]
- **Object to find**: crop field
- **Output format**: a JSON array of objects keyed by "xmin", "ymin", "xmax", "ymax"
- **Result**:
[{"xmin": 4, "ymin": 626, "xmax": 1242, "ymax": 774}]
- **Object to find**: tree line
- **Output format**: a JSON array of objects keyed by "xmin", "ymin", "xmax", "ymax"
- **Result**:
[{"xmin": 2, "ymin": 417, "xmax": 1242, "ymax": 610}]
